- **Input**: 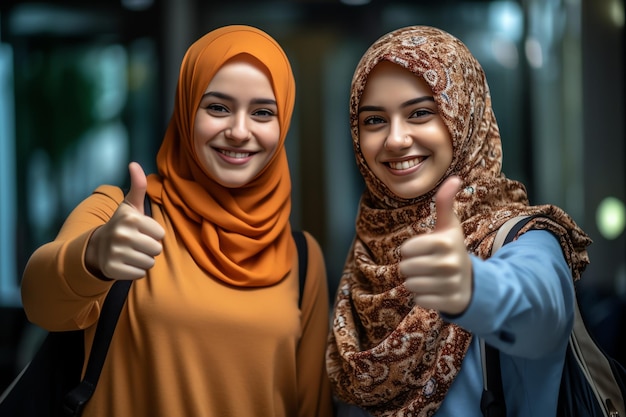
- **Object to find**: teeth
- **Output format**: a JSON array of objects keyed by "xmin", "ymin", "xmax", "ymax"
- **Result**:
[
  {"xmin": 221, "ymin": 150, "xmax": 250, "ymax": 158},
  {"xmin": 389, "ymin": 158, "xmax": 421, "ymax": 170}
]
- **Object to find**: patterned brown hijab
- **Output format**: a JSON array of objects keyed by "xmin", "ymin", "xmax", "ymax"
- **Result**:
[{"xmin": 326, "ymin": 25, "xmax": 591, "ymax": 416}]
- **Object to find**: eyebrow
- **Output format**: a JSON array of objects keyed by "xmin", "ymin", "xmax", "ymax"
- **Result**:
[
  {"xmin": 202, "ymin": 91, "xmax": 277, "ymax": 106},
  {"xmin": 358, "ymin": 96, "xmax": 435, "ymax": 114}
]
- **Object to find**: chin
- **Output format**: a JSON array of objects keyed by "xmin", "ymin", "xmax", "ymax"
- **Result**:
[
  {"xmin": 387, "ymin": 183, "xmax": 429, "ymax": 200},
  {"xmin": 394, "ymin": 192, "xmax": 422, "ymax": 200}
]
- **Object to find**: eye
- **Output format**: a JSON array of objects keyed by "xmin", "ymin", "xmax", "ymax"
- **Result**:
[
  {"xmin": 252, "ymin": 108, "xmax": 276, "ymax": 118},
  {"xmin": 207, "ymin": 103, "xmax": 229, "ymax": 114},
  {"xmin": 410, "ymin": 108, "xmax": 435, "ymax": 119},
  {"xmin": 362, "ymin": 115, "xmax": 386, "ymax": 126}
]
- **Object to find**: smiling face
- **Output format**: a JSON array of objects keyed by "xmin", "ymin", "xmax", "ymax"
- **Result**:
[
  {"xmin": 357, "ymin": 61, "xmax": 453, "ymax": 200},
  {"xmin": 193, "ymin": 56, "xmax": 280, "ymax": 188}
]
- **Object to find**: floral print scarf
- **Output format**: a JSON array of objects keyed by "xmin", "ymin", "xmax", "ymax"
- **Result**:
[{"xmin": 326, "ymin": 25, "xmax": 591, "ymax": 417}]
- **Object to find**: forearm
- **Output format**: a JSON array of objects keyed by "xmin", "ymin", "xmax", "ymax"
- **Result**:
[
  {"xmin": 450, "ymin": 230, "xmax": 574, "ymax": 358},
  {"xmin": 21, "ymin": 229, "xmax": 113, "ymax": 331},
  {"xmin": 20, "ymin": 186, "xmax": 123, "ymax": 330}
]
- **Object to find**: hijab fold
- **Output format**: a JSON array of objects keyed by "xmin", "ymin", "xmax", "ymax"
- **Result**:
[
  {"xmin": 146, "ymin": 25, "xmax": 296, "ymax": 287},
  {"xmin": 326, "ymin": 26, "xmax": 591, "ymax": 417}
]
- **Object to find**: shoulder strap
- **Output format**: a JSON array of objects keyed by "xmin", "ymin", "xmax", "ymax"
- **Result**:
[
  {"xmin": 479, "ymin": 340, "xmax": 506, "ymax": 417},
  {"xmin": 480, "ymin": 215, "xmax": 532, "ymax": 417},
  {"xmin": 292, "ymin": 230, "xmax": 308, "ymax": 308},
  {"xmin": 489, "ymin": 215, "xmax": 534, "ymax": 257},
  {"xmin": 62, "ymin": 195, "xmax": 151, "ymax": 415},
  {"xmin": 63, "ymin": 280, "xmax": 131, "ymax": 416},
  {"xmin": 482, "ymin": 215, "xmax": 626, "ymax": 417},
  {"xmin": 569, "ymin": 287, "xmax": 626, "ymax": 415}
]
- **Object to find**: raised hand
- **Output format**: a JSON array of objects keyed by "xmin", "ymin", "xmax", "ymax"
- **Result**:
[
  {"xmin": 85, "ymin": 162, "xmax": 165, "ymax": 280},
  {"xmin": 400, "ymin": 176, "xmax": 473, "ymax": 315}
]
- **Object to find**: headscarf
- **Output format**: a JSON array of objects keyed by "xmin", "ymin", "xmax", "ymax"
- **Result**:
[
  {"xmin": 146, "ymin": 25, "xmax": 296, "ymax": 287},
  {"xmin": 326, "ymin": 26, "xmax": 591, "ymax": 416}
]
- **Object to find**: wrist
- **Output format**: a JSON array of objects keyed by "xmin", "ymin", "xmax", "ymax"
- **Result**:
[{"xmin": 85, "ymin": 227, "xmax": 112, "ymax": 281}]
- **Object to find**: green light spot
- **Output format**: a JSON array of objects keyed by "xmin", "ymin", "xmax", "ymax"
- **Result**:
[{"xmin": 596, "ymin": 197, "xmax": 626, "ymax": 240}]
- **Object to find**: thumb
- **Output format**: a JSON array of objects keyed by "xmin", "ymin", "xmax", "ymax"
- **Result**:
[
  {"xmin": 434, "ymin": 176, "xmax": 462, "ymax": 231},
  {"xmin": 125, "ymin": 162, "xmax": 147, "ymax": 214}
]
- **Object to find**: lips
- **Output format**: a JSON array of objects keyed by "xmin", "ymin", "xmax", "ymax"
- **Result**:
[
  {"xmin": 214, "ymin": 147, "xmax": 257, "ymax": 165},
  {"xmin": 387, "ymin": 156, "xmax": 426, "ymax": 170}
]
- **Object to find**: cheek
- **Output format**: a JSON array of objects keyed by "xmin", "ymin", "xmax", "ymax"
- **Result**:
[
  {"xmin": 257, "ymin": 122, "xmax": 281, "ymax": 152},
  {"xmin": 439, "ymin": 122, "xmax": 453, "ymax": 157},
  {"xmin": 358, "ymin": 135, "xmax": 379, "ymax": 167},
  {"xmin": 444, "ymin": 143, "xmax": 453, "ymax": 166},
  {"xmin": 194, "ymin": 115, "xmax": 217, "ymax": 140},
  {"xmin": 192, "ymin": 125, "xmax": 207, "ymax": 159},
  {"xmin": 428, "ymin": 123, "xmax": 453, "ymax": 163},
  {"xmin": 192, "ymin": 117, "xmax": 219, "ymax": 161},
  {"xmin": 441, "ymin": 135, "xmax": 454, "ymax": 166}
]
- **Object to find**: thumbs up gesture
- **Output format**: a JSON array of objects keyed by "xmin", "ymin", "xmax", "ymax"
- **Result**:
[
  {"xmin": 399, "ymin": 176, "xmax": 473, "ymax": 315},
  {"xmin": 85, "ymin": 162, "xmax": 165, "ymax": 281}
]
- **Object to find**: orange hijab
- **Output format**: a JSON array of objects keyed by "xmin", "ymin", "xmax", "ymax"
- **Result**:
[{"xmin": 146, "ymin": 25, "xmax": 296, "ymax": 287}]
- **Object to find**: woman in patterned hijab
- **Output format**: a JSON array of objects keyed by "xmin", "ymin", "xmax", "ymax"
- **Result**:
[{"xmin": 327, "ymin": 26, "xmax": 591, "ymax": 417}]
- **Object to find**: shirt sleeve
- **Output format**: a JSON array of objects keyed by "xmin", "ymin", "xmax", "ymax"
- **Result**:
[
  {"xmin": 21, "ymin": 185, "xmax": 124, "ymax": 331},
  {"xmin": 450, "ymin": 229, "xmax": 575, "ymax": 359},
  {"xmin": 296, "ymin": 232, "xmax": 335, "ymax": 417}
]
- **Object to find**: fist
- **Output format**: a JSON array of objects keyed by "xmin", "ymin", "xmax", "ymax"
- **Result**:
[
  {"xmin": 86, "ymin": 162, "xmax": 165, "ymax": 280},
  {"xmin": 400, "ymin": 176, "xmax": 473, "ymax": 315}
]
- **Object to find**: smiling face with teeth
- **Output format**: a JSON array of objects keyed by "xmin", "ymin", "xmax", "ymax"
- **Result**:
[
  {"xmin": 357, "ymin": 61, "xmax": 453, "ymax": 200},
  {"xmin": 193, "ymin": 55, "xmax": 280, "ymax": 188}
]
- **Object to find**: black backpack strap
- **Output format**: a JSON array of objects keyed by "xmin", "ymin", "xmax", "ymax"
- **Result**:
[
  {"xmin": 62, "ymin": 280, "xmax": 131, "ymax": 416},
  {"xmin": 62, "ymin": 195, "xmax": 152, "ymax": 416},
  {"xmin": 480, "ymin": 341, "xmax": 507, "ymax": 417},
  {"xmin": 144, "ymin": 193, "xmax": 152, "ymax": 216},
  {"xmin": 481, "ymin": 215, "xmax": 536, "ymax": 417},
  {"xmin": 292, "ymin": 230, "xmax": 308, "ymax": 308}
]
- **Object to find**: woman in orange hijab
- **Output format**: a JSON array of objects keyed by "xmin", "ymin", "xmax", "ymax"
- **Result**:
[{"xmin": 21, "ymin": 25, "xmax": 333, "ymax": 416}]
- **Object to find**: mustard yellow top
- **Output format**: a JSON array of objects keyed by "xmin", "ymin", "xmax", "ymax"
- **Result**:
[{"xmin": 21, "ymin": 186, "xmax": 333, "ymax": 417}]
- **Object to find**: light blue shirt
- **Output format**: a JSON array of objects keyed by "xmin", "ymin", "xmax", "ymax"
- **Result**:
[
  {"xmin": 437, "ymin": 229, "xmax": 574, "ymax": 416},
  {"xmin": 337, "ymin": 230, "xmax": 574, "ymax": 417}
]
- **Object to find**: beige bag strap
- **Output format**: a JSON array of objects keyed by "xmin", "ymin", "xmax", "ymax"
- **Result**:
[
  {"xmin": 490, "ymin": 216, "xmax": 625, "ymax": 417},
  {"xmin": 570, "ymin": 301, "xmax": 625, "ymax": 416},
  {"xmin": 489, "ymin": 216, "xmax": 532, "ymax": 257}
]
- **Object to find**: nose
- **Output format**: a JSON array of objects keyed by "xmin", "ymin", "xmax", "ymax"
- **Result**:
[
  {"xmin": 384, "ymin": 120, "xmax": 411, "ymax": 150},
  {"xmin": 225, "ymin": 112, "xmax": 251, "ymax": 142}
]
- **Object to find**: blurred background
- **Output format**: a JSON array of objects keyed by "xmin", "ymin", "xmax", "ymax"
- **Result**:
[{"xmin": 0, "ymin": 0, "xmax": 624, "ymax": 392}]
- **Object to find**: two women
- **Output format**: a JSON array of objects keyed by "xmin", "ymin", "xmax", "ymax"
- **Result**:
[{"xmin": 20, "ymin": 21, "xmax": 592, "ymax": 417}]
